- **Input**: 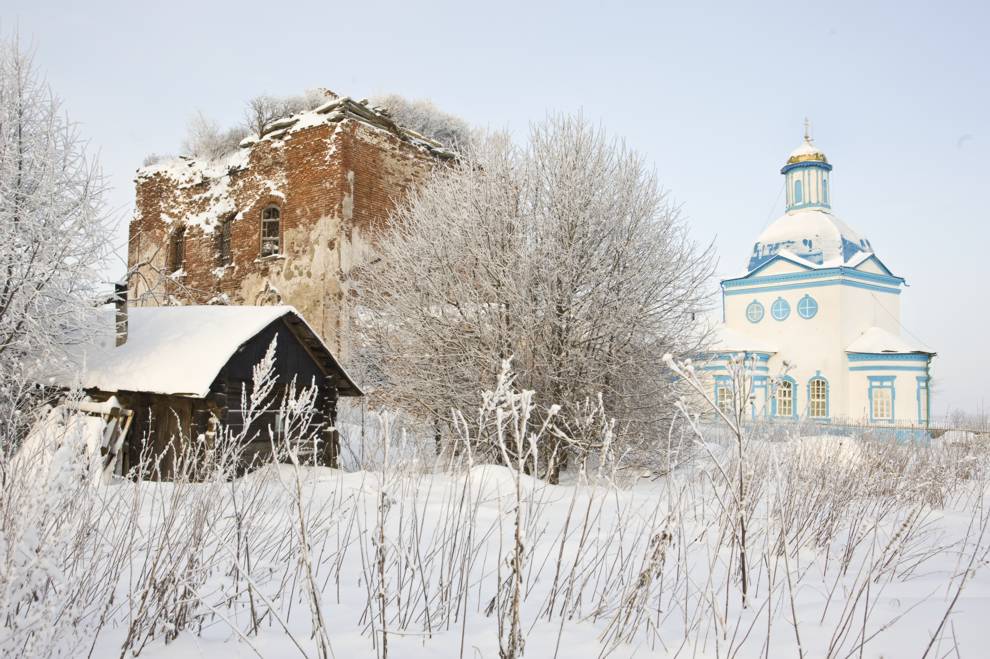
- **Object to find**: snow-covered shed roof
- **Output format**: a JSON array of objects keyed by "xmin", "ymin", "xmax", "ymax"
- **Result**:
[
  {"xmin": 711, "ymin": 325, "xmax": 777, "ymax": 354},
  {"xmin": 846, "ymin": 326, "xmax": 935, "ymax": 356},
  {"xmin": 52, "ymin": 306, "xmax": 361, "ymax": 398}
]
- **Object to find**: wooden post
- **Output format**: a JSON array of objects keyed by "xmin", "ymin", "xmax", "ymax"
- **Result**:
[{"xmin": 321, "ymin": 379, "xmax": 340, "ymax": 469}]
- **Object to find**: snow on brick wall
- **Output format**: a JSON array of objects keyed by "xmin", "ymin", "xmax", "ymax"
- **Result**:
[{"xmin": 128, "ymin": 113, "xmax": 442, "ymax": 357}]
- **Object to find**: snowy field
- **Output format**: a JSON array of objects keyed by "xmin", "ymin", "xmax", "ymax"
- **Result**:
[{"xmin": 4, "ymin": 416, "xmax": 990, "ymax": 659}]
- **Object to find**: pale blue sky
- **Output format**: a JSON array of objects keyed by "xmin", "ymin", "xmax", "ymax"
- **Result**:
[{"xmin": 6, "ymin": 0, "xmax": 987, "ymax": 414}]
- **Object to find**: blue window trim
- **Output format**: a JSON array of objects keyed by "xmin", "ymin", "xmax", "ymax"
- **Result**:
[
  {"xmin": 771, "ymin": 375, "xmax": 798, "ymax": 418},
  {"xmin": 746, "ymin": 300, "xmax": 765, "ymax": 323},
  {"xmin": 797, "ymin": 294, "xmax": 819, "ymax": 319},
  {"xmin": 752, "ymin": 376, "xmax": 768, "ymax": 419},
  {"xmin": 793, "ymin": 179, "xmax": 804, "ymax": 205},
  {"xmin": 771, "ymin": 297, "xmax": 790, "ymax": 321},
  {"xmin": 807, "ymin": 372, "xmax": 829, "ymax": 419},
  {"xmin": 868, "ymin": 375, "xmax": 896, "ymax": 424},
  {"xmin": 916, "ymin": 375, "xmax": 930, "ymax": 425}
]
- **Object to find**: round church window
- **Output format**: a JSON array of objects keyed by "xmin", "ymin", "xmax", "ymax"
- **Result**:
[
  {"xmin": 798, "ymin": 294, "xmax": 819, "ymax": 319},
  {"xmin": 771, "ymin": 297, "xmax": 790, "ymax": 320},
  {"xmin": 746, "ymin": 300, "xmax": 764, "ymax": 323}
]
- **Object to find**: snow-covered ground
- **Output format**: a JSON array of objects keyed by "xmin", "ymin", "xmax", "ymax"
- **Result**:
[{"xmin": 4, "ymin": 420, "xmax": 990, "ymax": 658}]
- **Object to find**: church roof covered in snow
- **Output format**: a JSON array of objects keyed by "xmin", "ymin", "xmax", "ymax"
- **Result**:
[
  {"xmin": 50, "ymin": 306, "xmax": 362, "ymax": 398},
  {"xmin": 846, "ymin": 326, "xmax": 935, "ymax": 356},
  {"xmin": 748, "ymin": 208, "xmax": 875, "ymax": 272}
]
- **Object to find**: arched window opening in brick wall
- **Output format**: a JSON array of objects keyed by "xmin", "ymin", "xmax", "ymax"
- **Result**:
[
  {"xmin": 218, "ymin": 215, "xmax": 234, "ymax": 266},
  {"xmin": 261, "ymin": 205, "xmax": 281, "ymax": 257},
  {"xmin": 169, "ymin": 227, "xmax": 185, "ymax": 273}
]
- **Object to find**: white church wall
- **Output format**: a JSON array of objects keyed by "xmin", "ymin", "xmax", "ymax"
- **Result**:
[
  {"xmin": 724, "ymin": 276, "xmax": 913, "ymax": 422},
  {"xmin": 838, "ymin": 286, "xmax": 901, "ymax": 348},
  {"xmin": 845, "ymin": 371, "xmax": 928, "ymax": 425},
  {"xmin": 725, "ymin": 280, "xmax": 846, "ymax": 419}
]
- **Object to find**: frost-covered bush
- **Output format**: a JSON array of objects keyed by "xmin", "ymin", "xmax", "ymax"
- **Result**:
[
  {"xmin": 371, "ymin": 93, "xmax": 478, "ymax": 152},
  {"xmin": 243, "ymin": 89, "xmax": 329, "ymax": 137},
  {"xmin": 0, "ymin": 38, "xmax": 111, "ymax": 451},
  {"xmin": 181, "ymin": 112, "xmax": 249, "ymax": 160},
  {"xmin": 355, "ymin": 115, "xmax": 715, "ymax": 472},
  {"xmin": 142, "ymin": 152, "xmax": 173, "ymax": 167}
]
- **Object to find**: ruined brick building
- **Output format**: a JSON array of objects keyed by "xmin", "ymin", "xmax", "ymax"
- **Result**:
[{"xmin": 128, "ymin": 92, "xmax": 452, "ymax": 357}]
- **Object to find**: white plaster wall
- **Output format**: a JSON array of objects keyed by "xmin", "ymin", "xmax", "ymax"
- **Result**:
[
  {"xmin": 838, "ymin": 285, "xmax": 901, "ymax": 348},
  {"xmin": 725, "ymin": 276, "xmax": 844, "ymax": 417}
]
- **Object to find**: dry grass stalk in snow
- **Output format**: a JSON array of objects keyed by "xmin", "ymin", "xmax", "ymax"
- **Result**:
[{"xmin": 3, "ymin": 360, "xmax": 990, "ymax": 657}]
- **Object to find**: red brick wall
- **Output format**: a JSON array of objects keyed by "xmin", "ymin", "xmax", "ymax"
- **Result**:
[{"xmin": 128, "ymin": 115, "xmax": 441, "ymax": 355}]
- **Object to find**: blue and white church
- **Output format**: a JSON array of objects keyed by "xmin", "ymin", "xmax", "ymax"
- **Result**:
[{"xmin": 712, "ymin": 128, "xmax": 935, "ymax": 426}]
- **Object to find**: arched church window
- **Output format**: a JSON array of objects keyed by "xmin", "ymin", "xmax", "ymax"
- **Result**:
[
  {"xmin": 822, "ymin": 177, "xmax": 829, "ymax": 204},
  {"xmin": 771, "ymin": 297, "xmax": 790, "ymax": 321},
  {"xmin": 809, "ymin": 377, "xmax": 828, "ymax": 418},
  {"xmin": 794, "ymin": 179, "xmax": 803, "ymax": 204},
  {"xmin": 218, "ymin": 215, "xmax": 234, "ymax": 266},
  {"xmin": 797, "ymin": 294, "xmax": 819, "ymax": 319},
  {"xmin": 870, "ymin": 379, "xmax": 894, "ymax": 421},
  {"xmin": 169, "ymin": 227, "xmax": 185, "ymax": 273},
  {"xmin": 261, "ymin": 205, "xmax": 281, "ymax": 257},
  {"xmin": 746, "ymin": 300, "xmax": 764, "ymax": 323},
  {"xmin": 716, "ymin": 384, "xmax": 732, "ymax": 415},
  {"xmin": 776, "ymin": 379, "xmax": 793, "ymax": 417}
]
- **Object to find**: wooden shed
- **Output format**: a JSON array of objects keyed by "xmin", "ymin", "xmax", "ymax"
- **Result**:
[{"xmin": 53, "ymin": 305, "xmax": 361, "ymax": 480}]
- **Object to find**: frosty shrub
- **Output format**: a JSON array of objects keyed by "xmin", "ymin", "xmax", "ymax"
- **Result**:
[
  {"xmin": 0, "ymin": 38, "xmax": 112, "ymax": 450},
  {"xmin": 181, "ymin": 112, "xmax": 249, "ymax": 160},
  {"xmin": 243, "ymin": 89, "xmax": 329, "ymax": 137},
  {"xmin": 355, "ymin": 115, "xmax": 714, "ymax": 475},
  {"xmin": 371, "ymin": 93, "xmax": 478, "ymax": 153}
]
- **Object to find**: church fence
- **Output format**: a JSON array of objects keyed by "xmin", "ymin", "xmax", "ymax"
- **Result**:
[{"xmin": 693, "ymin": 416, "xmax": 990, "ymax": 445}]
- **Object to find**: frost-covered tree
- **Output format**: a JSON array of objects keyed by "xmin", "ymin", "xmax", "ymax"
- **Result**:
[
  {"xmin": 178, "ymin": 90, "xmax": 330, "ymax": 159},
  {"xmin": 371, "ymin": 93, "xmax": 477, "ymax": 153},
  {"xmin": 0, "ymin": 39, "xmax": 111, "ymax": 446},
  {"xmin": 243, "ymin": 89, "xmax": 329, "ymax": 137},
  {"xmin": 181, "ymin": 111, "xmax": 249, "ymax": 159},
  {"xmin": 356, "ymin": 115, "xmax": 714, "ymax": 470}
]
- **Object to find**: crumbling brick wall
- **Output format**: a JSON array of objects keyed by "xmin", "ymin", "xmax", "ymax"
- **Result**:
[{"xmin": 128, "ymin": 99, "xmax": 448, "ymax": 357}]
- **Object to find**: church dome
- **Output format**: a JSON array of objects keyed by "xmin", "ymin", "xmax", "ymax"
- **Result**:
[
  {"xmin": 747, "ymin": 126, "xmax": 874, "ymax": 271},
  {"xmin": 749, "ymin": 208, "xmax": 873, "ymax": 271},
  {"xmin": 785, "ymin": 139, "xmax": 828, "ymax": 165}
]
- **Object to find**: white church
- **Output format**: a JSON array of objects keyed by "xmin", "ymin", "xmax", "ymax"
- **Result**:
[{"xmin": 710, "ymin": 128, "xmax": 935, "ymax": 426}]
